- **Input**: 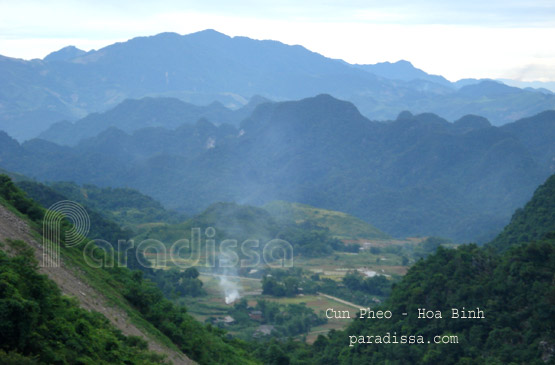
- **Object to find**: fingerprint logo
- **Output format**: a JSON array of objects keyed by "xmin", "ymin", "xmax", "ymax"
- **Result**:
[{"xmin": 42, "ymin": 200, "xmax": 90, "ymax": 267}]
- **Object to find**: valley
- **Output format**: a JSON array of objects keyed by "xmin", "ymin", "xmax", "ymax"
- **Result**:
[{"xmin": 0, "ymin": 21, "xmax": 553, "ymax": 364}]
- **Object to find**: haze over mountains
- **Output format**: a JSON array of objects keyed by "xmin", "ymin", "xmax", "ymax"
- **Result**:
[
  {"xmin": 1, "ymin": 94, "xmax": 553, "ymax": 242},
  {"xmin": 1, "ymin": 23, "xmax": 555, "ymax": 364},
  {"xmin": 2, "ymin": 29, "xmax": 555, "ymax": 141},
  {"xmin": 38, "ymin": 96, "xmax": 269, "ymax": 146}
]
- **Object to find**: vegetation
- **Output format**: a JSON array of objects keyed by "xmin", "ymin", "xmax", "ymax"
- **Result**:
[
  {"xmin": 261, "ymin": 267, "xmax": 391, "ymax": 306},
  {"xmin": 1, "ymin": 164, "xmax": 554, "ymax": 363},
  {"xmin": 300, "ymin": 241, "xmax": 555, "ymax": 364},
  {"xmin": 1, "ymin": 29, "xmax": 554, "ymax": 365},
  {"xmin": 15, "ymin": 180, "xmax": 134, "ymax": 244},
  {"xmin": 137, "ymin": 202, "xmax": 364, "ymax": 265},
  {"xmin": 246, "ymin": 174, "xmax": 555, "ymax": 364},
  {"xmin": 14, "ymin": 179, "xmax": 206, "ymax": 295},
  {"xmin": 488, "ymin": 174, "xmax": 555, "ymax": 252},
  {"xmin": 0, "ymin": 175, "xmax": 258, "ymax": 364},
  {"xmin": 0, "ymin": 175, "xmax": 43, "ymax": 222},
  {"xmin": 17, "ymin": 180, "xmax": 185, "ymax": 232},
  {"xmin": 2, "ymin": 96, "xmax": 553, "ymax": 243},
  {"xmin": 210, "ymin": 298, "xmax": 327, "ymax": 341},
  {"xmin": 264, "ymin": 201, "xmax": 389, "ymax": 240},
  {"xmin": 0, "ymin": 244, "xmax": 166, "ymax": 364},
  {"xmin": 118, "ymin": 270, "xmax": 254, "ymax": 364}
]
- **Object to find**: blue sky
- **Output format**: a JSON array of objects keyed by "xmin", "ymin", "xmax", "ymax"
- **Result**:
[{"xmin": 1, "ymin": 0, "xmax": 554, "ymax": 82}]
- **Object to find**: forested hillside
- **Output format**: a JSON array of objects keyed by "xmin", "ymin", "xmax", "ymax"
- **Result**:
[
  {"xmin": 488, "ymin": 174, "xmax": 555, "ymax": 252},
  {"xmin": 0, "ymin": 247, "xmax": 167, "ymax": 364},
  {"xmin": 259, "ymin": 174, "xmax": 555, "ymax": 364},
  {"xmin": 2, "ymin": 13, "xmax": 554, "ymax": 365},
  {"xmin": 0, "ymin": 175, "xmax": 258, "ymax": 364},
  {"xmin": 1, "ymin": 95, "xmax": 552, "ymax": 241},
  {"xmin": 38, "ymin": 96, "xmax": 268, "ymax": 146}
]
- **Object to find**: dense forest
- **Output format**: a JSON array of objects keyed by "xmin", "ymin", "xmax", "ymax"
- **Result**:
[
  {"xmin": 2, "ymin": 172, "xmax": 554, "ymax": 364},
  {"xmin": 0, "ymin": 244, "xmax": 167, "ymax": 364},
  {"xmin": 0, "ymin": 175, "xmax": 257, "ymax": 364},
  {"xmin": 488, "ymin": 174, "xmax": 555, "ymax": 252},
  {"xmin": 1, "ymin": 96, "xmax": 553, "ymax": 242},
  {"xmin": 1, "ymin": 19, "xmax": 554, "ymax": 365},
  {"xmin": 250, "ymin": 174, "xmax": 555, "ymax": 364}
]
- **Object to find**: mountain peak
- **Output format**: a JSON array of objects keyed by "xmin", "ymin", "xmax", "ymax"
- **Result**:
[
  {"xmin": 396, "ymin": 110, "xmax": 414, "ymax": 120},
  {"xmin": 355, "ymin": 59, "xmax": 451, "ymax": 86},
  {"xmin": 188, "ymin": 29, "xmax": 231, "ymax": 40},
  {"xmin": 458, "ymin": 80, "xmax": 521, "ymax": 97},
  {"xmin": 145, "ymin": 29, "xmax": 231, "ymax": 41},
  {"xmin": 294, "ymin": 94, "xmax": 363, "ymax": 117},
  {"xmin": 394, "ymin": 59, "xmax": 414, "ymax": 66},
  {"xmin": 44, "ymin": 45, "xmax": 86, "ymax": 62},
  {"xmin": 453, "ymin": 115, "xmax": 491, "ymax": 132},
  {"xmin": 192, "ymin": 28, "xmax": 226, "ymax": 36}
]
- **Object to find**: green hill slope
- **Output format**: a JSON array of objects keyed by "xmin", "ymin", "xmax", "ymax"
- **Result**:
[
  {"xmin": 488, "ymin": 174, "xmax": 555, "ymax": 252},
  {"xmin": 263, "ymin": 175, "xmax": 555, "ymax": 364},
  {"xmin": 0, "ymin": 175, "xmax": 258, "ymax": 364},
  {"xmin": 264, "ymin": 200, "xmax": 390, "ymax": 240},
  {"xmin": 135, "ymin": 201, "xmax": 371, "ymax": 264},
  {"xmin": 23, "ymin": 181, "xmax": 186, "ymax": 229},
  {"xmin": 0, "ymin": 246, "xmax": 167, "ymax": 364},
  {"xmin": 2, "ymin": 97, "xmax": 553, "ymax": 242}
]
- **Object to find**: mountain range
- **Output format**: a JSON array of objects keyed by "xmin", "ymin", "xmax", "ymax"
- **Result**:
[
  {"xmin": 2, "ymin": 29, "xmax": 555, "ymax": 141},
  {"xmin": 0, "ymin": 94, "xmax": 553, "ymax": 242},
  {"xmin": 38, "ymin": 96, "xmax": 269, "ymax": 146}
]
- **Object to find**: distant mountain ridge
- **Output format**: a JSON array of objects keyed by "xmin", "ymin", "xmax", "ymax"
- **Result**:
[
  {"xmin": 1, "ymin": 29, "xmax": 555, "ymax": 140},
  {"xmin": 39, "ymin": 95, "xmax": 268, "ymax": 146},
  {"xmin": 0, "ymin": 94, "xmax": 553, "ymax": 242},
  {"xmin": 354, "ymin": 60, "xmax": 452, "ymax": 87},
  {"xmin": 44, "ymin": 45, "xmax": 87, "ymax": 62}
]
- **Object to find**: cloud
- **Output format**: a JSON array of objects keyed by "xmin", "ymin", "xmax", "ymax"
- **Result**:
[{"xmin": 505, "ymin": 63, "xmax": 555, "ymax": 82}]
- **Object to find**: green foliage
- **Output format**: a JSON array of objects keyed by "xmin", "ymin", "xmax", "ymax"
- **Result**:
[
  {"xmin": 15, "ymin": 180, "xmax": 134, "ymax": 245},
  {"xmin": 1, "ymin": 176, "xmax": 258, "ymax": 364},
  {"xmin": 264, "ymin": 201, "xmax": 390, "ymax": 240},
  {"xmin": 218, "ymin": 298, "xmax": 327, "ymax": 340},
  {"xmin": 0, "ymin": 248, "xmax": 167, "ymax": 364},
  {"xmin": 256, "ymin": 175, "xmax": 555, "ymax": 363},
  {"xmin": 277, "ymin": 223, "xmax": 350, "ymax": 258},
  {"xmin": 4, "ymin": 97, "xmax": 553, "ymax": 243},
  {"xmin": 488, "ymin": 174, "xmax": 555, "ymax": 252},
  {"xmin": 138, "ymin": 201, "xmax": 359, "ymax": 263},
  {"xmin": 318, "ymin": 275, "xmax": 389, "ymax": 307},
  {"xmin": 342, "ymin": 271, "xmax": 391, "ymax": 296},
  {"xmin": 17, "ymin": 180, "xmax": 184, "ymax": 233},
  {"xmin": 14, "ymin": 178, "xmax": 205, "ymax": 299},
  {"xmin": 0, "ymin": 175, "xmax": 43, "ymax": 222},
  {"xmin": 150, "ymin": 267, "xmax": 204, "ymax": 298},
  {"xmin": 412, "ymin": 236, "xmax": 452, "ymax": 258},
  {"xmin": 339, "ymin": 241, "xmax": 553, "ymax": 364},
  {"xmin": 261, "ymin": 267, "xmax": 392, "ymax": 306},
  {"xmin": 261, "ymin": 268, "xmax": 314, "ymax": 298},
  {"xmin": 260, "ymin": 240, "xmax": 555, "ymax": 364},
  {"xmin": 120, "ymin": 269, "xmax": 255, "ymax": 364}
]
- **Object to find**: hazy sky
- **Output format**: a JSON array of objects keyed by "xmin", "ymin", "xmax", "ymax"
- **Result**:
[{"xmin": 1, "ymin": 0, "xmax": 554, "ymax": 82}]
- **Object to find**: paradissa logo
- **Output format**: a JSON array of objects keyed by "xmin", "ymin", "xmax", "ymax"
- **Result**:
[
  {"xmin": 84, "ymin": 227, "xmax": 294, "ymax": 269},
  {"xmin": 43, "ymin": 200, "xmax": 90, "ymax": 267},
  {"xmin": 41, "ymin": 201, "xmax": 293, "ymax": 269}
]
